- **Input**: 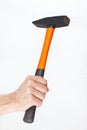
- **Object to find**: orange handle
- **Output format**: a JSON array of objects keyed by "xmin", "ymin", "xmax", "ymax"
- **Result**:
[{"xmin": 37, "ymin": 28, "xmax": 55, "ymax": 69}]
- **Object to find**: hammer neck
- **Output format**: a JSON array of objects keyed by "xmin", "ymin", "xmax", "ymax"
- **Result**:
[{"xmin": 37, "ymin": 27, "xmax": 55, "ymax": 70}]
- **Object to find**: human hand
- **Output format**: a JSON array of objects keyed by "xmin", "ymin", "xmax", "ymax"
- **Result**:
[{"xmin": 13, "ymin": 75, "xmax": 49, "ymax": 112}]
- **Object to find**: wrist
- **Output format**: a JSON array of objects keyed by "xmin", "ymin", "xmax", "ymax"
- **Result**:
[
  {"xmin": 8, "ymin": 91, "xmax": 20, "ymax": 112},
  {"xmin": 0, "ymin": 92, "xmax": 19, "ymax": 115}
]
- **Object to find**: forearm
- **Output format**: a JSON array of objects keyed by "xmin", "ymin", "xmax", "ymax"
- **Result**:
[{"xmin": 0, "ymin": 93, "xmax": 17, "ymax": 115}]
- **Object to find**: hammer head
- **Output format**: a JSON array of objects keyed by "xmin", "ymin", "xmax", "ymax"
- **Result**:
[{"xmin": 32, "ymin": 16, "xmax": 70, "ymax": 28}]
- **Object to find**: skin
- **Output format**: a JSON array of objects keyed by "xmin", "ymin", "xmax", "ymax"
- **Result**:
[{"xmin": 0, "ymin": 75, "xmax": 49, "ymax": 115}]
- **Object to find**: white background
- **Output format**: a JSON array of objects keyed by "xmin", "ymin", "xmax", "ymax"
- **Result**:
[{"xmin": 0, "ymin": 0, "xmax": 87, "ymax": 130}]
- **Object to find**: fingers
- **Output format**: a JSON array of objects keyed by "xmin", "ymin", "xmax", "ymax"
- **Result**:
[
  {"xmin": 26, "ymin": 75, "xmax": 49, "ymax": 93},
  {"xmin": 26, "ymin": 75, "xmax": 47, "ymax": 85},
  {"xmin": 14, "ymin": 75, "xmax": 49, "ymax": 111},
  {"xmin": 29, "ymin": 94, "xmax": 42, "ymax": 107},
  {"xmin": 30, "ymin": 81, "xmax": 48, "ymax": 94},
  {"xmin": 29, "ymin": 87, "xmax": 46, "ymax": 100},
  {"xmin": 25, "ymin": 75, "xmax": 49, "ymax": 107},
  {"xmin": 16, "ymin": 75, "xmax": 49, "ymax": 110}
]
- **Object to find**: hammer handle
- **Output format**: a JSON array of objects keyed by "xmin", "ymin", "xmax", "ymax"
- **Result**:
[{"xmin": 23, "ymin": 28, "xmax": 54, "ymax": 123}]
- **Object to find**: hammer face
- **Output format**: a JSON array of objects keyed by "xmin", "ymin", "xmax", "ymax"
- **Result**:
[{"xmin": 32, "ymin": 16, "xmax": 70, "ymax": 28}]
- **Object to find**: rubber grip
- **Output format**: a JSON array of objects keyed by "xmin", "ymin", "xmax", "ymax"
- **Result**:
[{"xmin": 23, "ymin": 69, "xmax": 44, "ymax": 123}]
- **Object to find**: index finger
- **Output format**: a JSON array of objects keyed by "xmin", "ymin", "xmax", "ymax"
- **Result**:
[{"xmin": 27, "ymin": 75, "xmax": 47, "ymax": 85}]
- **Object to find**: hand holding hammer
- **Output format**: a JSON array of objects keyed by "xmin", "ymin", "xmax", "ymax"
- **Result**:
[{"xmin": 23, "ymin": 16, "xmax": 70, "ymax": 123}]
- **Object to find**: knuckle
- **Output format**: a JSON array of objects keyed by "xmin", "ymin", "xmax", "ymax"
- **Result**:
[
  {"xmin": 46, "ymin": 86, "xmax": 49, "ymax": 91},
  {"xmin": 43, "ymin": 94, "xmax": 46, "ymax": 99},
  {"xmin": 38, "ymin": 100, "xmax": 42, "ymax": 107},
  {"xmin": 41, "ymin": 77, "xmax": 47, "ymax": 84},
  {"xmin": 43, "ymin": 78, "xmax": 47, "ymax": 84},
  {"xmin": 44, "ymin": 86, "xmax": 49, "ymax": 93},
  {"xmin": 41, "ymin": 93, "xmax": 46, "ymax": 100}
]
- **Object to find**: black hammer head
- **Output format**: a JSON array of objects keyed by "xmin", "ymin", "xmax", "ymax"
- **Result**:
[{"xmin": 32, "ymin": 16, "xmax": 70, "ymax": 28}]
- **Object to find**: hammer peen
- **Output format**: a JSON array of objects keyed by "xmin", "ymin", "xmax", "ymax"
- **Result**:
[{"xmin": 23, "ymin": 16, "xmax": 70, "ymax": 123}]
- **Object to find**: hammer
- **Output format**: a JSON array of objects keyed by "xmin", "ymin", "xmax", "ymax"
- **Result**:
[{"xmin": 23, "ymin": 16, "xmax": 70, "ymax": 123}]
